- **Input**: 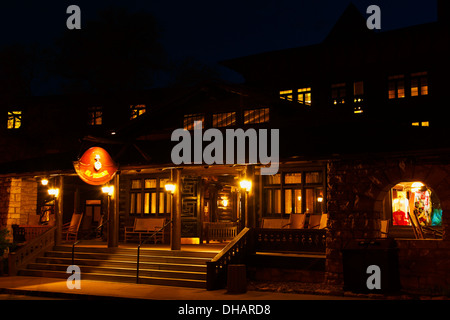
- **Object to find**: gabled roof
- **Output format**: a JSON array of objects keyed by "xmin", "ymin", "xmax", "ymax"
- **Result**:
[{"xmin": 323, "ymin": 3, "xmax": 373, "ymax": 43}]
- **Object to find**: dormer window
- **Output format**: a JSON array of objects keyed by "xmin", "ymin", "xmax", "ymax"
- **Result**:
[
  {"xmin": 130, "ymin": 104, "xmax": 146, "ymax": 119},
  {"xmin": 388, "ymin": 75, "xmax": 405, "ymax": 99},
  {"xmin": 7, "ymin": 110, "xmax": 22, "ymax": 129},
  {"xmin": 411, "ymin": 72, "xmax": 428, "ymax": 97},
  {"xmin": 88, "ymin": 107, "xmax": 102, "ymax": 126},
  {"xmin": 332, "ymin": 83, "xmax": 346, "ymax": 105},
  {"xmin": 297, "ymin": 87, "xmax": 312, "ymax": 106}
]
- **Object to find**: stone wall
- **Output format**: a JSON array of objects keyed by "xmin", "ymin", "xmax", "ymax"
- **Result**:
[
  {"xmin": 326, "ymin": 153, "xmax": 450, "ymax": 294},
  {"xmin": 0, "ymin": 177, "xmax": 38, "ymax": 240}
]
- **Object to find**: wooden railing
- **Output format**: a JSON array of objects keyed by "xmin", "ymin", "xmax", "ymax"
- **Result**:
[
  {"xmin": 12, "ymin": 225, "xmax": 52, "ymax": 243},
  {"xmin": 206, "ymin": 227, "xmax": 326, "ymax": 290},
  {"xmin": 253, "ymin": 228, "xmax": 326, "ymax": 253},
  {"xmin": 206, "ymin": 227, "xmax": 253, "ymax": 290},
  {"xmin": 8, "ymin": 226, "xmax": 56, "ymax": 276}
]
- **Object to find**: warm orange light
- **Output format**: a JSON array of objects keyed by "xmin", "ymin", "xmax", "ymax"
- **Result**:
[
  {"xmin": 48, "ymin": 188, "xmax": 59, "ymax": 197},
  {"xmin": 164, "ymin": 181, "xmax": 176, "ymax": 194},
  {"xmin": 240, "ymin": 179, "xmax": 252, "ymax": 192},
  {"xmin": 102, "ymin": 185, "xmax": 114, "ymax": 196}
]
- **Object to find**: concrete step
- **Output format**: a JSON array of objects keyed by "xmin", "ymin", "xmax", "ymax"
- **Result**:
[
  {"xmin": 19, "ymin": 269, "xmax": 206, "ymax": 288},
  {"xmin": 35, "ymin": 256, "xmax": 207, "ymax": 273},
  {"xmin": 53, "ymin": 245, "xmax": 217, "ymax": 259},
  {"xmin": 18, "ymin": 245, "xmax": 216, "ymax": 289},
  {"xmin": 26, "ymin": 262, "xmax": 206, "ymax": 280},
  {"xmin": 44, "ymin": 251, "xmax": 211, "ymax": 265}
]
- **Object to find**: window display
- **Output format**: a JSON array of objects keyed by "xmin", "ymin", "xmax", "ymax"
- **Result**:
[{"xmin": 391, "ymin": 182, "xmax": 442, "ymax": 227}]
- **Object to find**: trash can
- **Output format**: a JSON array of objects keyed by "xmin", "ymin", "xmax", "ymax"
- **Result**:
[
  {"xmin": 227, "ymin": 264, "xmax": 247, "ymax": 294},
  {"xmin": 342, "ymin": 238, "xmax": 400, "ymax": 294}
]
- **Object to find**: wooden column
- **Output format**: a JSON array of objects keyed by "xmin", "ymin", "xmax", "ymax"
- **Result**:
[
  {"xmin": 108, "ymin": 173, "xmax": 119, "ymax": 248},
  {"xmin": 54, "ymin": 176, "xmax": 63, "ymax": 246},
  {"xmin": 171, "ymin": 169, "xmax": 182, "ymax": 250}
]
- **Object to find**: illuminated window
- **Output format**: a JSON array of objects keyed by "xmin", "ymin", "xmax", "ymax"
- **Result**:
[
  {"xmin": 388, "ymin": 75, "xmax": 405, "ymax": 99},
  {"xmin": 411, "ymin": 72, "xmax": 428, "ymax": 97},
  {"xmin": 412, "ymin": 121, "xmax": 430, "ymax": 127},
  {"xmin": 298, "ymin": 87, "xmax": 312, "ymax": 106},
  {"xmin": 129, "ymin": 177, "xmax": 171, "ymax": 216},
  {"xmin": 7, "ymin": 111, "xmax": 22, "ymax": 129},
  {"xmin": 88, "ymin": 107, "xmax": 102, "ymax": 126},
  {"xmin": 244, "ymin": 108, "xmax": 269, "ymax": 124},
  {"xmin": 353, "ymin": 81, "xmax": 364, "ymax": 114},
  {"xmin": 264, "ymin": 171, "xmax": 325, "ymax": 217},
  {"xmin": 280, "ymin": 90, "xmax": 293, "ymax": 101},
  {"xmin": 183, "ymin": 113, "xmax": 204, "ymax": 130},
  {"xmin": 130, "ymin": 104, "xmax": 146, "ymax": 119},
  {"xmin": 331, "ymin": 83, "xmax": 346, "ymax": 105},
  {"xmin": 212, "ymin": 112, "xmax": 236, "ymax": 127}
]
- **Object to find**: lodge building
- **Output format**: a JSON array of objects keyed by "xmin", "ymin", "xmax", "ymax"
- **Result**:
[{"xmin": 1, "ymin": 2, "xmax": 450, "ymax": 295}]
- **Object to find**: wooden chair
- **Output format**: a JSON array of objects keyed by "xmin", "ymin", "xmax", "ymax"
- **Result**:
[
  {"xmin": 62, "ymin": 213, "xmax": 83, "ymax": 241},
  {"xmin": 124, "ymin": 218, "xmax": 165, "ymax": 243},
  {"xmin": 287, "ymin": 213, "xmax": 306, "ymax": 229},
  {"xmin": 261, "ymin": 218, "xmax": 290, "ymax": 228},
  {"xmin": 380, "ymin": 219, "xmax": 390, "ymax": 238}
]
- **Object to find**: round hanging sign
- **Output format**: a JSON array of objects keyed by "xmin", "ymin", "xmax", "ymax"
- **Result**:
[{"xmin": 73, "ymin": 147, "xmax": 118, "ymax": 185}]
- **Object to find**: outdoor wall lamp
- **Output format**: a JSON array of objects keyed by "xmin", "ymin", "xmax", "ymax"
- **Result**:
[
  {"xmin": 317, "ymin": 195, "xmax": 324, "ymax": 203},
  {"xmin": 48, "ymin": 188, "xmax": 59, "ymax": 198},
  {"xmin": 102, "ymin": 185, "xmax": 114, "ymax": 196},
  {"xmin": 41, "ymin": 178, "xmax": 49, "ymax": 186},
  {"xmin": 164, "ymin": 181, "xmax": 176, "ymax": 194},
  {"xmin": 239, "ymin": 179, "xmax": 252, "ymax": 193}
]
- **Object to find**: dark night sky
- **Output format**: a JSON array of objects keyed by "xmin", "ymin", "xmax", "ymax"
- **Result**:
[{"xmin": 0, "ymin": 0, "xmax": 437, "ymax": 93}]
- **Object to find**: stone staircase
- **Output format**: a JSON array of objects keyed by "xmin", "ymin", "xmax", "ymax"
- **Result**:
[{"xmin": 18, "ymin": 245, "xmax": 217, "ymax": 288}]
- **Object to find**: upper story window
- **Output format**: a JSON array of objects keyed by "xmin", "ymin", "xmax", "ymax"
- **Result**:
[
  {"xmin": 388, "ymin": 75, "xmax": 405, "ymax": 99},
  {"xmin": 183, "ymin": 113, "xmax": 204, "ymax": 130},
  {"xmin": 353, "ymin": 81, "xmax": 364, "ymax": 114},
  {"xmin": 130, "ymin": 104, "xmax": 146, "ymax": 120},
  {"xmin": 411, "ymin": 72, "xmax": 428, "ymax": 97},
  {"xmin": 297, "ymin": 87, "xmax": 311, "ymax": 106},
  {"xmin": 244, "ymin": 108, "xmax": 269, "ymax": 124},
  {"xmin": 88, "ymin": 106, "xmax": 102, "ymax": 126},
  {"xmin": 279, "ymin": 90, "xmax": 293, "ymax": 101},
  {"xmin": 411, "ymin": 121, "xmax": 430, "ymax": 127},
  {"xmin": 331, "ymin": 83, "xmax": 346, "ymax": 105},
  {"xmin": 212, "ymin": 112, "xmax": 236, "ymax": 127},
  {"xmin": 7, "ymin": 111, "xmax": 22, "ymax": 129}
]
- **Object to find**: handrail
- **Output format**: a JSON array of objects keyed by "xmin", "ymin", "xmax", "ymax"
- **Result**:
[
  {"xmin": 206, "ymin": 227, "xmax": 253, "ymax": 290},
  {"xmin": 136, "ymin": 219, "xmax": 172, "ymax": 284},
  {"xmin": 8, "ymin": 226, "xmax": 57, "ymax": 276},
  {"xmin": 71, "ymin": 219, "xmax": 110, "ymax": 266}
]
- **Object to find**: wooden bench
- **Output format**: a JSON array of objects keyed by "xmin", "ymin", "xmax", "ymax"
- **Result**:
[
  {"xmin": 203, "ymin": 222, "xmax": 238, "ymax": 243},
  {"xmin": 124, "ymin": 218, "xmax": 166, "ymax": 243}
]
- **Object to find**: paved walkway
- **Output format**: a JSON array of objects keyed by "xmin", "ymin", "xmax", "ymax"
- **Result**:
[{"xmin": 0, "ymin": 276, "xmax": 363, "ymax": 300}]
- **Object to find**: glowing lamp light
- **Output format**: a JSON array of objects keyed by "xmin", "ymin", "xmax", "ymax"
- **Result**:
[
  {"xmin": 239, "ymin": 179, "xmax": 252, "ymax": 192},
  {"xmin": 317, "ymin": 195, "xmax": 324, "ymax": 203},
  {"xmin": 48, "ymin": 188, "xmax": 59, "ymax": 197},
  {"xmin": 411, "ymin": 182, "xmax": 425, "ymax": 192},
  {"xmin": 164, "ymin": 181, "xmax": 176, "ymax": 194},
  {"xmin": 41, "ymin": 178, "xmax": 49, "ymax": 186},
  {"xmin": 102, "ymin": 185, "xmax": 114, "ymax": 196}
]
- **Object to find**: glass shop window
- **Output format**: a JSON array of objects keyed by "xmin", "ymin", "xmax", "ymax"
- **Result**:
[{"xmin": 391, "ymin": 182, "xmax": 442, "ymax": 227}]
